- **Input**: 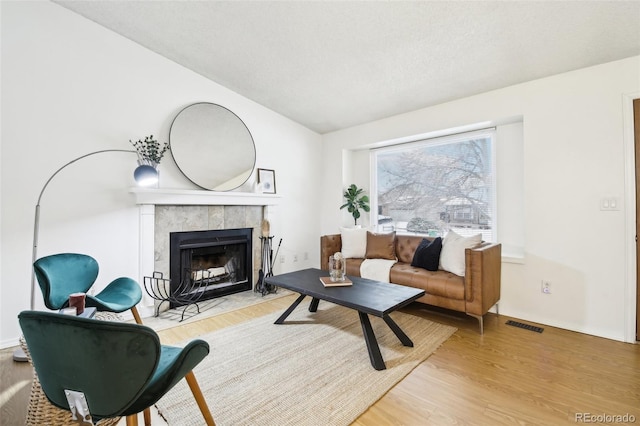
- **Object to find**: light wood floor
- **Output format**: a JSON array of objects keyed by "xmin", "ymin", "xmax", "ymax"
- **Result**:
[{"xmin": 2, "ymin": 294, "xmax": 639, "ymax": 425}]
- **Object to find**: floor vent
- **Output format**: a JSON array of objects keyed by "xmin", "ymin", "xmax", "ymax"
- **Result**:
[{"xmin": 506, "ymin": 320, "xmax": 544, "ymax": 333}]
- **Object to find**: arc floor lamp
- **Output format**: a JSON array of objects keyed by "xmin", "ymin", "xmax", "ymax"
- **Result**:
[{"xmin": 14, "ymin": 149, "xmax": 158, "ymax": 362}]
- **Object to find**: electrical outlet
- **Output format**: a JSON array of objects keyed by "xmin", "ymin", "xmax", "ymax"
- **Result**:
[
  {"xmin": 600, "ymin": 197, "xmax": 620, "ymax": 211},
  {"xmin": 541, "ymin": 280, "xmax": 551, "ymax": 294},
  {"xmin": 304, "ymin": 252, "xmax": 309, "ymax": 261},
  {"xmin": 293, "ymin": 254, "xmax": 299, "ymax": 262},
  {"xmin": 280, "ymin": 255, "xmax": 286, "ymax": 264}
]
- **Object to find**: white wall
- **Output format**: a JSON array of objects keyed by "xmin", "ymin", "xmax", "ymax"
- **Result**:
[
  {"xmin": 3, "ymin": 2, "xmax": 637, "ymax": 346},
  {"xmin": 0, "ymin": 1, "xmax": 322, "ymax": 348},
  {"xmin": 320, "ymin": 56, "xmax": 640, "ymax": 342}
]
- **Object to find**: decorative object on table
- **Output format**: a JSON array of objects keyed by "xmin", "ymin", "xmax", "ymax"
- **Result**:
[
  {"xmin": 143, "ymin": 271, "xmax": 206, "ymax": 322},
  {"xmin": 68, "ymin": 292, "xmax": 86, "ymax": 315},
  {"xmin": 59, "ymin": 306, "xmax": 97, "ymax": 319},
  {"xmin": 255, "ymin": 221, "xmax": 281, "ymax": 296},
  {"xmin": 19, "ymin": 310, "xmax": 215, "ymax": 426},
  {"xmin": 319, "ymin": 276, "xmax": 353, "ymax": 287},
  {"xmin": 12, "ymin": 149, "xmax": 155, "ymax": 364},
  {"xmin": 257, "ymin": 168, "xmax": 276, "ymax": 194},
  {"xmin": 59, "ymin": 307, "xmax": 77, "ymax": 316},
  {"xmin": 340, "ymin": 184, "xmax": 370, "ymax": 226},
  {"xmin": 129, "ymin": 135, "xmax": 169, "ymax": 186},
  {"xmin": 328, "ymin": 252, "xmax": 346, "ymax": 282}
]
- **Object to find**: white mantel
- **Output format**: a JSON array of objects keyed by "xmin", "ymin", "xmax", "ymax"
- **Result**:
[{"xmin": 130, "ymin": 187, "xmax": 281, "ymax": 206}]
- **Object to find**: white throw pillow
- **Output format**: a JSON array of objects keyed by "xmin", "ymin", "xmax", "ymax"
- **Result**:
[
  {"xmin": 439, "ymin": 230, "xmax": 482, "ymax": 276},
  {"xmin": 340, "ymin": 227, "xmax": 367, "ymax": 258}
]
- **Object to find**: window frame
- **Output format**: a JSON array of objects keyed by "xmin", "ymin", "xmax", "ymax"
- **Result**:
[{"xmin": 369, "ymin": 128, "xmax": 497, "ymax": 241}]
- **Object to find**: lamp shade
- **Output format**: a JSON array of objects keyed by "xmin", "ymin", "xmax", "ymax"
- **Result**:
[{"xmin": 134, "ymin": 164, "xmax": 159, "ymax": 187}]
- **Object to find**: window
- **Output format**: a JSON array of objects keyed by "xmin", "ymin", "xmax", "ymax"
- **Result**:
[{"xmin": 371, "ymin": 130, "xmax": 496, "ymax": 241}]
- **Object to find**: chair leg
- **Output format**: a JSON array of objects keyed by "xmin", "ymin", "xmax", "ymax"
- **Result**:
[
  {"xmin": 131, "ymin": 306, "xmax": 143, "ymax": 325},
  {"xmin": 144, "ymin": 407, "xmax": 151, "ymax": 426},
  {"xmin": 185, "ymin": 371, "xmax": 216, "ymax": 426},
  {"xmin": 126, "ymin": 414, "xmax": 138, "ymax": 426}
]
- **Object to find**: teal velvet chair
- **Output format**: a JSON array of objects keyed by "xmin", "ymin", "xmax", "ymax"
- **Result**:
[
  {"xmin": 34, "ymin": 253, "xmax": 144, "ymax": 324},
  {"xmin": 19, "ymin": 310, "xmax": 215, "ymax": 426}
]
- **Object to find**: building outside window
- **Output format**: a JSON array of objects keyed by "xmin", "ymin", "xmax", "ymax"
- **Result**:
[{"xmin": 371, "ymin": 130, "xmax": 496, "ymax": 241}]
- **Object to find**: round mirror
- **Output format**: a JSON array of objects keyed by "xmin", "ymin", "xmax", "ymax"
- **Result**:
[{"xmin": 169, "ymin": 102, "xmax": 256, "ymax": 191}]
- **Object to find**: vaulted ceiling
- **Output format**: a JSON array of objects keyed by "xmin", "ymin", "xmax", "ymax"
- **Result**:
[{"xmin": 56, "ymin": 1, "xmax": 640, "ymax": 134}]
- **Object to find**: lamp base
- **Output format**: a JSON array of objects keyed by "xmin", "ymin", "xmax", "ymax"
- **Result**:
[{"xmin": 13, "ymin": 346, "xmax": 28, "ymax": 362}]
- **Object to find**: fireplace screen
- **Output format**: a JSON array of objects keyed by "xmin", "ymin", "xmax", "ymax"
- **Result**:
[{"xmin": 169, "ymin": 228, "xmax": 252, "ymax": 307}]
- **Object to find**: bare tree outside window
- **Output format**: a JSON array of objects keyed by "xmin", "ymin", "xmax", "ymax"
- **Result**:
[{"xmin": 374, "ymin": 132, "xmax": 494, "ymax": 241}]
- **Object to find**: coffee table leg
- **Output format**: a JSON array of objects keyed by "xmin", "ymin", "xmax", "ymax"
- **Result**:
[
  {"xmin": 383, "ymin": 314, "xmax": 414, "ymax": 347},
  {"xmin": 358, "ymin": 311, "xmax": 386, "ymax": 370},
  {"xmin": 274, "ymin": 294, "xmax": 306, "ymax": 324},
  {"xmin": 309, "ymin": 297, "xmax": 320, "ymax": 312}
]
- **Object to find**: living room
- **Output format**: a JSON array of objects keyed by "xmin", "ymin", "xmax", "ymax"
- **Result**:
[{"xmin": 2, "ymin": 1, "xmax": 640, "ymax": 425}]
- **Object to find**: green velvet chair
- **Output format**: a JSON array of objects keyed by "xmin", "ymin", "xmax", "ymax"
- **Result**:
[
  {"xmin": 18, "ymin": 310, "xmax": 215, "ymax": 426},
  {"xmin": 34, "ymin": 253, "xmax": 144, "ymax": 324}
]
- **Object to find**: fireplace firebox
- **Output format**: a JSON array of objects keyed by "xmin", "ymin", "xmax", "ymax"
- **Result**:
[{"xmin": 169, "ymin": 228, "xmax": 252, "ymax": 308}]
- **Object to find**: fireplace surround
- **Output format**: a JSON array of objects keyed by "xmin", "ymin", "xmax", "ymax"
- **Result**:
[{"xmin": 131, "ymin": 187, "xmax": 280, "ymax": 317}]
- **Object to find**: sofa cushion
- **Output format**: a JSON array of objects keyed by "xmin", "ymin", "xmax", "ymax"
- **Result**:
[
  {"xmin": 439, "ymin": 230, "xmax": 482, "ymax": 276},
  {"xmin": 340, "ymin": 227, "xmax": 367, "ymax": 258},
  {"xmin": 410, "ymin": 237, "xmax": 442, "ymax": 271},
  {"xmin": 395, "ymin": 235, "xmax": 425, "ymax": 263},
  {"xmin": 365, "ymin": 231, "xmax": 396, "ymax": 260},
  {"xmin": 390, "ymin": 263, "xmax": 465, "ymax": 300},
  {"xmin": 345, "ymin": 258, "xmax": 364, "ymax": 276}
]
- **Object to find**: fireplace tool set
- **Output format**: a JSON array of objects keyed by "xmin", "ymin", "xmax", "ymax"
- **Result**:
[{"xmin": 255, "ymin": 220, "xmax": 282, "ymax": 296}]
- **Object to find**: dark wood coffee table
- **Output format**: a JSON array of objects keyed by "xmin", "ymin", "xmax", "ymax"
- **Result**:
[{"xmin": 265, "ymin": 268, "xmax": 425, "ymax": 370}]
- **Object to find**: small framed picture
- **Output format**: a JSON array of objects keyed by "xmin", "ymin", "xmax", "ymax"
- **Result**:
[{"xmin": 257, "ymin": 168, "xmax": 276, "ymax": 194}]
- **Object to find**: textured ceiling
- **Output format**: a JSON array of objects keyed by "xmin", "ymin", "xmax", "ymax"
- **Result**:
[{"xmin": 55, "ymin": 1, "xmax": 640, "ymax": 134}]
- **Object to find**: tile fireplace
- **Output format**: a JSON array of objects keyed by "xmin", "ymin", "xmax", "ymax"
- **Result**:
[{"xmin": 130, "ymin": 187, "xmax": 280, "ymax": 317}]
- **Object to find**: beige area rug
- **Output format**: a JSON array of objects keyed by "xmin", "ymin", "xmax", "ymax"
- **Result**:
[
  {"xmin": 155, "ymin": 302, "xmax": 456, "ymax": 426},
  {"xmin": 138, "ymin": 289, "xmax": 291, "ymax": 332}
]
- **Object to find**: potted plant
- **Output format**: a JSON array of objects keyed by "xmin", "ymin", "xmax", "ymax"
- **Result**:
[
  {"xmin": 129, "ymin": 135, "xmax": 169, "ymax": 167},
  {"xmin": 340, "ymin": 184, "xmax": 370, "ymax": 226}
]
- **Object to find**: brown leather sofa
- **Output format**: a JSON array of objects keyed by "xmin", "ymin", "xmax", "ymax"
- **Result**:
[{"xmin": 320, "ymin": 233, "xmax": 501, "ymax": 333}]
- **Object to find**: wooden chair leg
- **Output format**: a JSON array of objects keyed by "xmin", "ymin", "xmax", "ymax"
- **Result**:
[
  {"xmin": 143, "ymin": 407, "xmax": 151, "ymax": 426},
  {"xmin": 126, "ymin": 414, "xmax": 138, "ymax": 426},
  {"xmin": 131, "ymin": 306, "xmax": 143, "ymax": 325},
  {"xmin": 185, "ymin": 371, "xmax": 216, "ymax": 426}
]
